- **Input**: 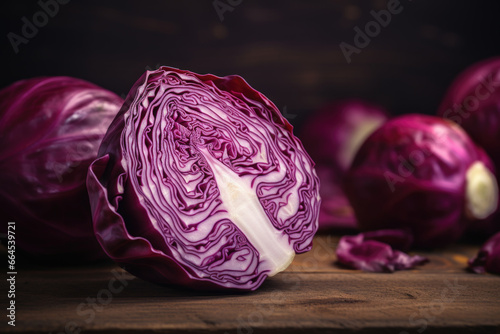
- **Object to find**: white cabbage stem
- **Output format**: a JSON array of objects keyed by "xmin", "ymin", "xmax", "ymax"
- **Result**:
[
  {"xmin": 465, "ymin": 161, "xmax": 498, "ymax": 220},
  {"xmin": 200, "ymin": 147, "xmax": 295, "ymax": 277}
]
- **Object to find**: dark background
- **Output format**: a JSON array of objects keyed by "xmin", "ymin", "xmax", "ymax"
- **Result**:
[{"xmin": 2, "ymin": 0, "xmax": 500, "ymax": 127}]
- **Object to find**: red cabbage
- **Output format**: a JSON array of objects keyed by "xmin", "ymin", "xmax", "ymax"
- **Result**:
[
  {"xmin": 344, "ymin": 114, "xmax": 498, "ymax": 248},
  {"xmin": 438, "ymin": 57, "xmax": 500, "ymax": 167},
  {"xmin": 438, "ymin": 57, "xmax": 500, "ymax": 236},
  {"xmin": 300, "ymin": 100, "xmax": 388, "ymax": 230},
  {"xmin": 87, "ymin": 67, "xmax": 321, "ymax": 290},
  {"xmin": 468, "ymin": 231, "xmax": 500, "ymax": 274},
  {"xmin": 0, "ymin": 77, "xmax": 123, "ymax": 261},
  {"xmin": 336, "ymin": 229, "xmax": 428, "ymax": 272}
]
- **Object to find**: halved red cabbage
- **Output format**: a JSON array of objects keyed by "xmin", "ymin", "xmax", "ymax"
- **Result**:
[
  {"xmin": 468, "ymin": 231, "xmax": 500, "ymax": 274},
  {"xmin": 87, "ymin": 67, "xmax": 321, "ymax": 290},
  {"xmin": 300, "ymin": 100, "xmax": 388, "ymax": 231},
  {"xmin": 438, "ymin": 57, "xmax": 500, "ymax": 236},
  {"xmin": 0, "ymin": 77, "xmax": 123, "ymax": 261},
  {"xmin": 336, "ymin": 229, "xmax": 428, "ymax": 272},
  {"xmin": 344, "ymin": 114, "xmax": 498, "ymax": 248}
]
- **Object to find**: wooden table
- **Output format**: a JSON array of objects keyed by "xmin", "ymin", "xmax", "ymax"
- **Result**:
[{"xmin": 2, "ymin": 235, "xmax": 499, "ymax": 334}]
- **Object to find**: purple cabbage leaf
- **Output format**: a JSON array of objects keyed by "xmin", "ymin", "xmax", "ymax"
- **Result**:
[
  {"xmin": 468, "ymin": 231, "xmax": 500, "ymax": 274},
  {"xmin": 336, "ymin": 229, "xmax": 428, "ymax": 272}
]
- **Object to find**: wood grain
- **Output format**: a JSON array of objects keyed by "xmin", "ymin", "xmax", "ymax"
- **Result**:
[{"xmin": 1, "ymin": 235, "xmax": 499, "ymax": 334}]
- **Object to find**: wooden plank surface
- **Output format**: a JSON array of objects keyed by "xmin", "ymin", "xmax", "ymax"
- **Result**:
[{"xmin": 1, "ymin": 235, "xmax": 499, "ymax": 334}]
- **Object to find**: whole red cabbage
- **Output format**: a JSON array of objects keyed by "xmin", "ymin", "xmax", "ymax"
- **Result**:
[
  {"xmin": 438, "ymin": 57, "xmax": 500, "ymax": 167},
  {"xmin": 438, "ymin": 57, "xmax": 500, "ymax": 236},
  {"xmin": 300, "ymin": 100, "xmax": 388, "ymax": 230},
  {"xmin": 0, "ymin": 77, "xmax": 123, "ymax": 261},
  {"xmin": 344, "ymin": 114, "xmax": 498, "ymax": 248},
  {"xmin": 87, "ymin": 67, "xmax": 321, "ymax": 290},
  {"xmin": 468, "ymin": 231, "xmax": 500, "ymax": 274}
]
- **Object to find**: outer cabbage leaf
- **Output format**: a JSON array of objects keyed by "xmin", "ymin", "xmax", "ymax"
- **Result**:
[
  {"xmin": 468, "ymin": 231, "xmax": 500, "ymax": 274},
  {"xmin": 87, "ymin": 67, "xmax": 321, "ymax": 290},
  {"xmin": 336, "ymin": 229, "xmax": 428, "ymax": 272}
]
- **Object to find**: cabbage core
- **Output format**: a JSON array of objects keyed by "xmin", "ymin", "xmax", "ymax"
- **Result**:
[{"xmin": 466, "ymin": 161, "xmax": 498, "ymax": 219}]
